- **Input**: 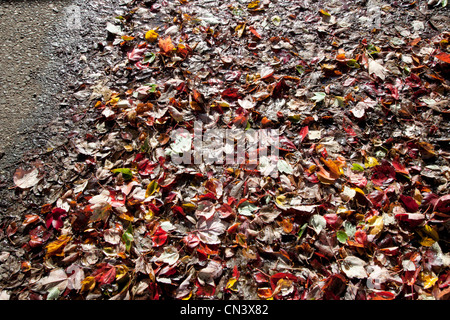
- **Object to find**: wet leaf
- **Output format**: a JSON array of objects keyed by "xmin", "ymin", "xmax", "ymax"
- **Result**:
[
  {"xmin": 310, "ymin": 214, "xmax": 327, "ymax": 235},
  {"xmin": 13, "ymin": 167, "xmax": 41, "ymax": 189}
]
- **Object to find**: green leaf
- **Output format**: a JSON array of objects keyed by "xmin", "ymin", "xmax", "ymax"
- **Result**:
[
  {"xmin": 111, "ymin": 168, "xmax": 133, "ymax": 180},
  {"xmin": 122, "ymin": 224, "xmax": 134, "ymax": 252},
  {"xmin": 277, "ymin": 160, "xmax": 293, "ymax": 174},
  {"xmin": 310, "ymin": 214, "xmax": 327, "ymax": 235},
  {"xmin": 311, "ymin": 92, "xmax": 326, "ymax": 103},
  {"xmin": 336, "ymin": 230, "xmax": 348, "ymax": 244},
  {"xmin": 141, "ymin": 137, "xmax": 150, "ymax": 153},
  {"xmin": 366, "ymin": 44, "xmax": 380, "ymax": 54},
  {"xmin": 343, "ymin": 221, "xmax": 356, "ymax": 238},
  {"xmin": 271, "ymin": 15, "xmax": 281, "ymax": 26},
  {"xmin": 47, "ymin": 286, "xmax": 60, "ymax": 300},
  {"xmin": 297, "ymin": 223, "xmax": 308, "ymax": 239},
  {"xmin": 296, "ymin": 65, "xmax": 305, "ymax": 75},
  {"xmin": 148, "ymin": 84, "xmax": 158, "ymax": 93},
  {"xmin": 346, "ymin": 59, "xmax": 360, "ymax": 69},
  {"xmin": 238, "ymin": 201, "xmax": 258, "ymax": 216},
  {"xmin": 352, "ymin": 163, "xmax": 365, "ymax": 172},
  {"xmin": 143, "ymin": 52, "xmax": 156, "ymax": 64}
]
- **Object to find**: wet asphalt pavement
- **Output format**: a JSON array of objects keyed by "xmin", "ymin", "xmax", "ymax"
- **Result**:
[
  {"xmin": 0, "ymin": 0, "xmax": 71, "ymax": 164},
  {"xmin": 0, "ymin": 0, "xmax": 122, "ymax": 180}
]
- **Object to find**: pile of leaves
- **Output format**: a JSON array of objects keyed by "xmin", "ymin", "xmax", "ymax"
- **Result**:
[{"xmin": 1, "ymin": 0, "xmax": 450, "ymax": 300}]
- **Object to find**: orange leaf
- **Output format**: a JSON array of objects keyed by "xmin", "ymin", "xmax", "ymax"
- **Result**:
[
  {"xmin": 45, "ymin": 234, "xmax": 71, "ymax": 258},
  {"xmin": 280, "ymin": 218, "xmax": 293, "ymax": 233},
  {"xmin": 435, "ymin": 52, "xmax": 450, "ymax": 64},
  {"xmin": 248, "ymin": 26, "xmax": 262, "ymax": 39},
  {"xmin": 159, "ymin": 36, "xmax": 175, "ymax": 54},
  {"xmin": 257, "ymin": 287, "xmax": 273, "ymax": 299}
]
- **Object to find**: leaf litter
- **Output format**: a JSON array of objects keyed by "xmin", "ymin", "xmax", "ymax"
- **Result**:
[{"xmin": 1, "ymin": 0, "xmax": 450, "ymax": 300}]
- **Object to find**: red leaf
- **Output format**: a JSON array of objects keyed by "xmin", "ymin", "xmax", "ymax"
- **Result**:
[
  {"xmin": 221, "ymin": 87, "xmax": 242, "ymax": 101},
  {"xmin": 248, "ymin": 26, "xmax": 262, "ymax": 39},
  {"xmin": 108, "ymin": 190, "xmax": 126, "ymax": 208},
  {"xmin": 22, "ymin": 214, "xmax": 41, "ymax": 227},
  {"xmin": 127, "ymin": 48, "xmax": 146, "ymax": 61},
  {"xmin": 46, "ymin": 208, "xmax": 67, "ymax": 230},
  {"xmin": 354, "ymin": 230, "xmax": 367, "ymax": 247},
  {"xmin": 253, "ymin": 271, "xmax": 269, "ymax": 284},
  {"xmin": 232, "ymin": 265, "xmax": 240, "ymax": 279},
  {"xmin": 299, "ymin": 126, "xmax": 309, "ymax": 144},
  {"xmin": 399, "ymin": 194, "xmax": 419, "ymax": 212},
  {"xmin": 97, "ymin": 266, "xmax": 116, "ymax": 286},
  {"xmin": 217, "ymin": 203, "xmax": 234, "ymax": 219},
  {"xmin": 395, "ymin": 213, "xmax": 425, "ymax": 227},
  {"xmin": 434, "ymin": 194, "xmax": 450, "ymax": 214},
  {"xmin": 371, "ymin": 161, "xmax": 396, "ymax": 186},
  {"xmin": 367, "ymin": 190, "xmax": 389, "ymax": 209},
  {"xmin": 195, "ymin": 281, "xmax": 216, "ymax": 297},
  {"xmin": 392, "ymin": 159, "xmax": 409, "ymax": 175},
  {"xmin": 183, "ymin": 233, "xmax": 200, "ymax": 249},
  {"xmin": 269, "ymin": 272, "xmax": 297, "ymax": 290},
  {"xmin": 172, "ymin": 205, "xmax": 185, "ymax": 216},
  {"xmin": 369, "ymin": 291, "xmax": 396, "ymax": 300},
  {"xmin": 151, "ymin": 227, "xmax": 168, "ymax": 247},
  {"xmin": 324, "ymin": 214, "xmax": 342, "ymax": 229},
  {"xmin": 138, "ymin": 158, "xmax": 158, "ymax": 176}
]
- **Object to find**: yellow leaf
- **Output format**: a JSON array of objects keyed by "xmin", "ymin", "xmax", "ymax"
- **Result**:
[
  {"xmin": 182, "ymin": 291, "xmax": 192, "ymax": 300},
  {"xmin": 420, "ymin": 272, "xmax": 438, "ymax": 289},
  {"xmin": 413, "ymin": 188, "xmax": 423, "ymax": 205},
  {"xmin": 235, "ymin": 23, "xmax": 246, "ymax": 38},
  {"xmin": 353, "ymin": 187, "xmax": 365, "ymax": 195},
  {"xmin": 319, "ymin": 9, "xmax": 331, "ymax": 16},
  {"xmin": 364, "ymin": 156, "xmax": 379, "ymax": 168},
  {"xmin": 145, "ymin": 30, "xmax": 159, "ymax": 42},
  {"xmin": 248, "ymin": 0, "xmax": 260, "ymax": 9},
  {"xmin": 109, "ymin": 97, "xmax": 120, "ymax": 105},
  {"xmin": 45, "ymin": 235, "xmax": 71, "ymax": 258},
  {"xmin": 226, "ymin": 278, "xmax": 238, "ymax": 292},
  {"xmin": 422, "ymin": 225, "xmax": 439, "ymax": 241},
  {"xmin": 115, "ymin": 264, "xmax": 129, "ymax": 281},
  {"xmin": 276, "ymin": 195, "xmax": 287, "ymax": 206},
  {"xmin": 368, "ymin": 215, "xmax": 384, "ymax": 235},
  {"xmin": 420, "ymin": 237, "xmax": 436, "ymax": 247},
  {"xmin": 144, "ymin": 210, "xmax": 154, "ymax": 221},
  {"xmin": 182, "ymin": 203, "xmax": 196, "ymax": 211},
  {"xmin": 123, "ymin": 145, "xmax": 133, "ymax": 152},
  {"xmin": 80, "ymin": 276, "xmax": 96, "ymax": 292},
  {"xmin": 146, "ymin": 180, "xmax": 160, "ymax": 197},
  {"xmin": 418, "ymin": 225, "xmax": 439, "ymax": 247},
  {"xmin": 118, "ymin": 211, "xmax": 134, "ymax": 222}
]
